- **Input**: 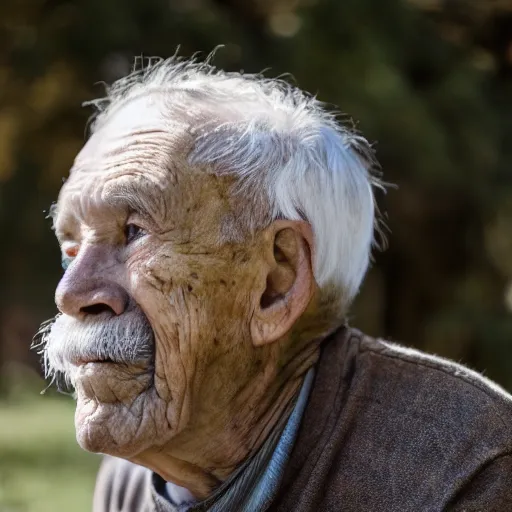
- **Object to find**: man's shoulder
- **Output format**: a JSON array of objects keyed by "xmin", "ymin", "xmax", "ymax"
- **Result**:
[
  {"xmin": 355, "ymin": 330, "xmax": 512, "ymax": 426},
  {"xmin": 279, "ymin": 328, "xmax": 512, "ymax": 509},
  {"xmin": 338, "ymin": 328, "xmax": 512, "ymax": 470}
]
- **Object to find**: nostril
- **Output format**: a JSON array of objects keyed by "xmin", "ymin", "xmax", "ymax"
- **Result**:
[{"xmin": 80, "ymin": 303, "xmax": 116, "ymax": 316}]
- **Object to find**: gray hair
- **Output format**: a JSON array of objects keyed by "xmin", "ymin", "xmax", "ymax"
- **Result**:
[{"xmin": 86, "ymin": 55, "xmax": 384, "ymax": 309}]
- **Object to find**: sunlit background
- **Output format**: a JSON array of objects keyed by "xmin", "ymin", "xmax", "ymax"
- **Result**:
[{"xmin": 1, "ymin": 0, "xmax": 512, "ymax": 510}]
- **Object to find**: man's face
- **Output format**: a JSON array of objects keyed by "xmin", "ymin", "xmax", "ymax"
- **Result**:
[{"xmin": 44, "ymin": 97, "xmax": 267, "ymax": 458}]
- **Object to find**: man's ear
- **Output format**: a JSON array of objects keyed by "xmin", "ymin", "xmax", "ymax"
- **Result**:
[{"xmin": 251, "ymin": 220, "xmax": 316, "ymax": 347}]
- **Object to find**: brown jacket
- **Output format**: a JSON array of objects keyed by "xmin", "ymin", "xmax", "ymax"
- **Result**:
[{"xmin": 93, "ymin": 327, "xmax": 512, "ymax": 511}]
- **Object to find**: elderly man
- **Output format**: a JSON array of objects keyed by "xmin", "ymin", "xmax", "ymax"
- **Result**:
[{"xmin": 37, "ymin": 57, "xmax": 512, "ymax": 511}]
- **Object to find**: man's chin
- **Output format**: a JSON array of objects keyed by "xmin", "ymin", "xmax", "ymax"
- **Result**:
[
  {"xmin": 72, "ymin": 363, "xmax": 157, "ymax": 457},
  {"xmin": 74, "ymin": 399, "xmax": 151, "ymax": 456}
]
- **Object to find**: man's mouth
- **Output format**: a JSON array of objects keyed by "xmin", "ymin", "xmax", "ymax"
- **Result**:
[
  {"xmin": 72, "ymin": 355, "xmax": 114, "ymax": 365},
  {"xmin": 73, "ymin": 358, "xmax": 155, "ymax": 404},
  {"xmin": 72, "ymin": 355, "xmax": 153, "ymax": 368}
]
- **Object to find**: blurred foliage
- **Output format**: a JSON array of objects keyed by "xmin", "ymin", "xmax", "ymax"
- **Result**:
[{"xmin": 0, "ymin": 0, "xmax": 512, "ymax": 397}]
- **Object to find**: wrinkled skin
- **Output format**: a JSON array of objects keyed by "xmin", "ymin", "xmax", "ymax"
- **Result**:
[{"xmin": 46, "ymin": 94, "xmax": 332, "ymax": 497}]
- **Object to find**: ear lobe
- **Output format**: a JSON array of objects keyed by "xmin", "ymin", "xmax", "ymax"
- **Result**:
[{"xmin": 251, "ymin": 221, "xmax": 316, "ymax": 347}]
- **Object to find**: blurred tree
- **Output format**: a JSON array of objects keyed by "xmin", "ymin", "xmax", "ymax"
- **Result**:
[{"xmin": 1, "ymin": 0, "xmax": 511, "ymax": 393}]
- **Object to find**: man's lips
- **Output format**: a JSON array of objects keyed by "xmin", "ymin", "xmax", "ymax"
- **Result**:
[
  {"xmin": 69, "ymin": 354, "xmax": 154, "ymax": 368},
  {"xmin": 72, "ymin": 356, "xmax": 116, "ymax": 366}
]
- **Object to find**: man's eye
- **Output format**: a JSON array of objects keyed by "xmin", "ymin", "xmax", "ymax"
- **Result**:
[
  {"xmin": 61, "ymin": 243, "xmax": 78, "ymax": 271},
  {"xmin": 125, "ymin": 223, "xmax": 146, "ymax": 244}
]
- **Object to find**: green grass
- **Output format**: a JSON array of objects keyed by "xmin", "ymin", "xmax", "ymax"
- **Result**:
[{"xmin": 0, "ymin": 369, "xmax": 101, "ymax": 512}]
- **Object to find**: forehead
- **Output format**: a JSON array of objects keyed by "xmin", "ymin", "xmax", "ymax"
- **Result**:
[
  {"xmin": 57, "ymin": 94, "xmax": 193, "ymax": 211},
  {"xmin": 74, "ymin": 94, "xmax": 190, "ymax": 177}
]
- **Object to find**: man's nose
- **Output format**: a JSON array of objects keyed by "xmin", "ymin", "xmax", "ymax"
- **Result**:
[{"xmin": 55, "ymin": 246, "xmax": 129, "ymax": 319}]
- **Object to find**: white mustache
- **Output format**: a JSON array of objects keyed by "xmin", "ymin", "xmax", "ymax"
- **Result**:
[{"xmin": 35, "ymin": 309, "xmax": 154, "ymax": 390}]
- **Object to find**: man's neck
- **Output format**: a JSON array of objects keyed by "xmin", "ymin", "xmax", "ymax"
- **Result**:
[{"xmin": 131, "ymin": 342, "xmax": 321, "ymax": 500}]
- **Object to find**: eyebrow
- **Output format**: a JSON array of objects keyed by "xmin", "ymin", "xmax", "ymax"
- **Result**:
[{"xmin": 101, "ymin": 176, "xmax": 169, "ymax": 227}]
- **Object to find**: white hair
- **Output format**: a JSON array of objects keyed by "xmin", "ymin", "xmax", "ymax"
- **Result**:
[{"xmin": 87, "ymin": 55, "xmax": 384, "ymax": 308}]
